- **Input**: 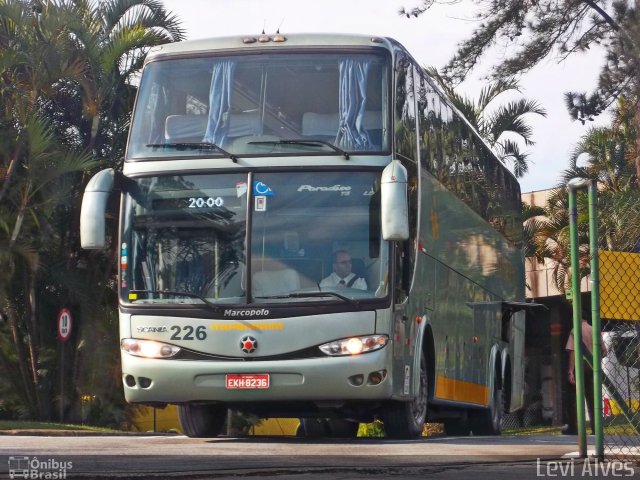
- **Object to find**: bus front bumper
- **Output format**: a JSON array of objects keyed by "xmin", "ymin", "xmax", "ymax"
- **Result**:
[{"xmin": 121, "ymin": 348, "xmax": 393, "ymax": 404}]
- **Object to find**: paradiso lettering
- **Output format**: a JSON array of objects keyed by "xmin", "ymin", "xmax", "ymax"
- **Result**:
[
  {"xmin": 297, "ymin": 184, "xmax": 351, "ymax": 196},
  {"xmin": 210, "ymin": 321, "xmax": 284, "ymax": 331}
]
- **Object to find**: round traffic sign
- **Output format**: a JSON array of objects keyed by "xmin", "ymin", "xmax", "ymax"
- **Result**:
[{"xmin": 57, "ymin": 308, "xmax": 72, "ymax": 342}]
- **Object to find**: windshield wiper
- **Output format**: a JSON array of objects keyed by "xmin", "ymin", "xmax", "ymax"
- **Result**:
[
  {"xmin": 254, "ymin": 291, "xmax": 359, "ymax": 307},
  {"xmin": 146, "ymin": 142, "xmax": 238, "ymax": 163},
  {"xmin": 248, "ymin": 139, "xmax": 350, "ymax": 160},
  {"xmin": 130, "ymin": 289, "xmax": 223, "ymax": 312}
]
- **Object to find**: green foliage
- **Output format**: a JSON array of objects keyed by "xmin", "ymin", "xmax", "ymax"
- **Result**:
[
  {"xmin": 403, "ymin": 1, "xmax": 631, "ymax": 85},
  {"xmin": 0, "ymin": 0, "xmax": 184, "ymax": 421},
  {"xmin": 427, "ymin": 67, "xmax": 546, "ymax": 177},
  {"xmin": 358, "ymin": 421, "xmax": 386, "ymax": 437},
  {"xmin": 228, "ymin": 410, "xmax": 263, "ymax": 435},
  {"xmin": 527, "ymin": 97, "xmax": 638, "ymax": 292},
  {"xmin": 403, "ymin": 0, "xmax": 640, "ymax": 179}
]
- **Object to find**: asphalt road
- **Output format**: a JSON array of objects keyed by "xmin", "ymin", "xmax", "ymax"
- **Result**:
[{"xmin": 1, "ymin": 434, "xmax": 637, "ymax": 479}]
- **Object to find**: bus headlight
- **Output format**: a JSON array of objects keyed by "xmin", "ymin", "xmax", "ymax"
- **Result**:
[
  {"xmin": 319, "ymin": 335, "xmax": 388, "ymax": 356},
  {"xmin": 121, "ymin": 338, "xmax": 181, "ymax": 358}
]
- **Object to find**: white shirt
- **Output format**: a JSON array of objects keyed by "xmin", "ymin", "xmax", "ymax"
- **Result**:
[{"xmin": 319, "ymin": 272, "xmax": 367, "ymax": 290}]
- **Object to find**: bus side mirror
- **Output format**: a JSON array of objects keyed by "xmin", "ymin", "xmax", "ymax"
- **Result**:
[
  {"xmin": 381, "ymin": 160, "xmax": 409, "ymax": 241},
  {"xmin": 80, "ymin": 168, "xmax": 115, "ymax": 249}
]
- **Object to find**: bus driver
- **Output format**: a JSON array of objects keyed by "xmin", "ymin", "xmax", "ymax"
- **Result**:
[{"xmin": 320, "ymin": 250, "xmax": 367, "ymax": 290}]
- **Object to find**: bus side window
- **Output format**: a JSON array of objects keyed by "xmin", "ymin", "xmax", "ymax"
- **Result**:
[
  {"xmin": 394, "ymin": 53, "xmax": 417, "ymax": 162},
  {"xmin": 393, "ymin": 56, "xmax": 420, "ymax": 301}
]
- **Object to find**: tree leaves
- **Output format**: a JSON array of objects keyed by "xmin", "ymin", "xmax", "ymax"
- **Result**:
[
  {"xmin": 0, "ymin": 0, "xmax": 183, "ymax": 421},
  {"xmin": 404, "ymin": 0, "xmax": 640, "ymax": 180},
  {"xmin": 428, "ymin": 67, "xmax": 546, "ymax": 177}
]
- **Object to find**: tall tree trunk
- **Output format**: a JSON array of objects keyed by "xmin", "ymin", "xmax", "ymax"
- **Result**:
[
  {"xmin": 0, "ymin": 141, "xmax": 23, "ymax": 204},
  {"xmin": 25, "ymin": 272, "xmax": 44, "ymax": 417},
  {"xmin": 4, "ymin": 302, "xmax": 38, "ymax": 416},
  {"xmin": 0, "ymin": 348, "xmax": 27, "ymax": 403}
]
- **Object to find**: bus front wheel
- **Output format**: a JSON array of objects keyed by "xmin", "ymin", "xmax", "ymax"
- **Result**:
[
  {"xmin": 178, "ymin": 403, "xmax": 227, "ymax": 438},
  {"xmin": 382, "ymin": 352, "xmax": 428, "ymax": 439}
]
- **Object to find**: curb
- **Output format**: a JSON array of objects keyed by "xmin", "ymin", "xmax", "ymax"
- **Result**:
[{"xmin": 0, "ymin": 429, "xmax": 178, "ymax": 436}]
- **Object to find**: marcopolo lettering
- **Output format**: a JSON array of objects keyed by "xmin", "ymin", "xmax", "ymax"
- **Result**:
[{"xmin": 223, "ymin": 309, "xmax": 270, "ymax": 317}]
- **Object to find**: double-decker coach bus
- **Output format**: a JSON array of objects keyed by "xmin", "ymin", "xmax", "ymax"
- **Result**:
[{"xmin": 80, "ymin": 33, "xmax": 534, "ymax": 438}]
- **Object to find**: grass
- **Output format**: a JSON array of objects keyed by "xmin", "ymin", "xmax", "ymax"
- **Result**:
[
  {"xmin": 0, "ymin": 420, "xmax": 122, "ymax": 432},
  {"xmin": 503, "ymin": 425, "xmax": 563, "ymax": 436}
]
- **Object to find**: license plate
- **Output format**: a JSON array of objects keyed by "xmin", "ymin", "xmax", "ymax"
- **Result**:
[{"xmin": 225, "ymin": 374, "xmax": 270, "ymax": 389}]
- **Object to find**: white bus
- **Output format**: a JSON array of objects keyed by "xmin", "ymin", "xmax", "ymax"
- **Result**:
[{"xmin": 81, "ymin": 33, "xmax": 531, "ymax": 438}]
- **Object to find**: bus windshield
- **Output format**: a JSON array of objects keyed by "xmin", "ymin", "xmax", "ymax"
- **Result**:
[
  {"xmin": 127, "ymin": 52, "xmax": 389, "ymax": 160},
  {"xmin": 121, "ymin": 171, "xmax": 389, "ymax": 306}
]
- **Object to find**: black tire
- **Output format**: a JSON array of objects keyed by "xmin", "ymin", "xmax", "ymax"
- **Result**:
[
  {"xmin": 470, "ymin": 379, "xmax": 503, "ymax": 436},
  {"xmin": 178, "ymin": 403, "xmax": 227, "ymax": 438},
  {"xmin": 382, "ymin": 352, "xmax": 428, "ymax": 439},
  {"xmin": 326, "ymin": 419, "xmax": 360, "ymax": 438},
  {"xmin": 299, "ymin": 418, "xmax": 328, "ymax": 438}
]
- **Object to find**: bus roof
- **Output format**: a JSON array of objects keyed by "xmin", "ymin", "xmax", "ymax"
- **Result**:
[{"xmin": 145, "ymin": 33, "xmax": 395, "ymax": 62}]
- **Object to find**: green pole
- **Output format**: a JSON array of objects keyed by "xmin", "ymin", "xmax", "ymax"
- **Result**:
[
  {"xmin": 568, "ymin": 181, "xmax": 587, "ymax": 457},
  {"xmin": 588, "ymin": 180, "xmax": 604, "ymax": 459}
]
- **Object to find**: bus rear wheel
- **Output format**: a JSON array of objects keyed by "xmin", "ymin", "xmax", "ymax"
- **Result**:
[
  {"xmin": 382, "ymin": 352, "xmax": 428, "ymax": 439},
  {"xmin": 178, "ymin": 403, "xmax": 227, "ymax": 438},
  {"xmin": 470, "ymin": 380, "xmax": 503, "ymax": 436}
]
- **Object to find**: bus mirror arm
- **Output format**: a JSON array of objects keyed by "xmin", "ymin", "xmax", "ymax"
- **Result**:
[
  {"xmin": 80, "ymin": 168, "xmax": 116, "ymax": 249},
  {"xmin": 381, "ymin": 160, "xmax": 409, "ymax": 241}
]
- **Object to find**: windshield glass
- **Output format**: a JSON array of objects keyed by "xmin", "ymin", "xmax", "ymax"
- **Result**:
[
  {"xmin": 122, "ymin": 174, "xmax": 247, "ymax": 305},
  {"xmin": 127, "ymin": 51, "xmax": 389, "ymax": 159},
  {"xmin": 250, "ymin": 171, "xmax": 388, "ymax": 302},
  {"xmin": 121, "ymin": 171, "xmax": 389, "ymax": 306}
]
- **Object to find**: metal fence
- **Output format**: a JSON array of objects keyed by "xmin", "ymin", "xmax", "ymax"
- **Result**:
[
  {"xmin": 599, "ymin": 253, "xmax": 640, "ymax": 459},
  {"xmin": 567, "ymin": 180, "xmax": 640, "ymax": 460}
]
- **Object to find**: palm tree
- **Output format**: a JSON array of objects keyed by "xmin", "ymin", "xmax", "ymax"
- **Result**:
[
  {"xmin": 529, "ymin": 96, "xmax": 639, "ymax": 293},
  {"xmin": 0, "ymin": 0, "xmax": 184, "ymax": 420},
  {"xmin": 427, "ymin": 68, "xmax": 547, "ymax": 178}
]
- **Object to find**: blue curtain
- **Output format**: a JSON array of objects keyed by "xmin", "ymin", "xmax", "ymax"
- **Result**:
[
  {"xmin": 335, "ymin": 57, "xmax": 372, "ymax": 150},
  {"xmin": 203, "ymin": 60, "xmax": 236, "ymax": 145}
]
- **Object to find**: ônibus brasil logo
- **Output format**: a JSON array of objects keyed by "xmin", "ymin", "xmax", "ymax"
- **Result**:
[{"xmin": 8, "ymin": 456, "xmax": 73, "ymax": 479}]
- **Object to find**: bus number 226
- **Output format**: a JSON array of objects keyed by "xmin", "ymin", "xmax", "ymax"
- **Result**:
[{"xmin": 170, "ymin": 325, "xmax": 207, "ymax": 340}]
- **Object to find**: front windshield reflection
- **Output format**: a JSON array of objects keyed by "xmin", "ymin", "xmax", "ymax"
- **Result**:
[
  {"xmin": 123, "ymin": 174, "xmax": 247, "ymax": 305},
  {"xmin": 249, "ymin": 171, "xmax": 388, "ymax": 302},
  {"xmin": 121, "ymin": 172, "xmax": 389, "ymax": 307},
  {"xmin": 127, "ymin": 52, "xmax": 389, "ymax": 159}
]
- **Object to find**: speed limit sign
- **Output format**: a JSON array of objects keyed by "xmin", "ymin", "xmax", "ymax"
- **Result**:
[{"xmin": 57, "ymin": 308, "xmax": 72, "ymax": 342}]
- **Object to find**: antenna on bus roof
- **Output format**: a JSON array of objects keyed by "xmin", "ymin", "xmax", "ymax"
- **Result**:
[{"xmin": 276, "ymin": 18, "xmax": 285, "ymax": 34}]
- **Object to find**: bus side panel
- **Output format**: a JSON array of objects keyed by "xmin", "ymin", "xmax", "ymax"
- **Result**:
[{"xmin": 416, "ymin": 170, "xmax": 518, "ymax": 406}]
